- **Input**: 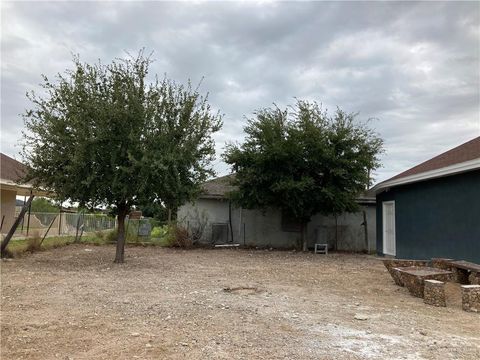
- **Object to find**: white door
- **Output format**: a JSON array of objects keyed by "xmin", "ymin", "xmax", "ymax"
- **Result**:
[{"xmin": 382, "ymin": 201, "xmax": 396, "ymax": 256}]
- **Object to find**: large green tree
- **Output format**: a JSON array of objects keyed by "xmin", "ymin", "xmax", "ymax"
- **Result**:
[
  {"xmin": 30, "ymin": 198, "xmax": 59, "ymax": 213},
  {"xmin": 224, "ymin": 100, "xmax": 383, "ymax": 251},
  {"xmin": 22, "ymin": 51, "xmax": 222, "ymax": 262}
]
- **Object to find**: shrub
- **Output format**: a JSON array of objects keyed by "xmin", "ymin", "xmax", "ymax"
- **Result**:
[
  {"xmin": 105, "ymin": 230, "xmax": 118, "ymax": 243},
  {"xmin": 151, "ymin": 225, "xmax": 169, "ymax": 239},
  {"xmin": 164, "ymin": 225, "xmax": 192, "ymax": 248}
]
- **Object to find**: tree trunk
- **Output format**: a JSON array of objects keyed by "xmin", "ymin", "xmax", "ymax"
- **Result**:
[
  {"xmin": 167, "ymin": 208, "xmax": 172, "ymax": 223},
  {"xmin": 114, "ymin": 203, "xmax": 129, "ymax": 264},
  {"xmin": 301, "ymin": 222, "xmax": 308, "ymax": 252}
]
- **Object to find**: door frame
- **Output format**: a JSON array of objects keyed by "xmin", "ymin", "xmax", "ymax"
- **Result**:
[{"xmin": 382, "ymin": 201, "xmax": 396, "ymax": 256}]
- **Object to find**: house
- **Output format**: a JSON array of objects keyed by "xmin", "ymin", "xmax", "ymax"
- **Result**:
[
  {"xmin": 0, "ymin": 153, "xmax": 47, "ymax": 234},
  {"xmin": 177, "ymin": 175, "xmax": 377, "ymax": 251},
  {"xmin": 373, "ymin": 136, "xmax": 480, "ymax": 263}
]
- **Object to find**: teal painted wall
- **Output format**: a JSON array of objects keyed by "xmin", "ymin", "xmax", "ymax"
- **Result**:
[{"xmin": 376, "ymin": 170, "xmax": 480, "ymax": 263}]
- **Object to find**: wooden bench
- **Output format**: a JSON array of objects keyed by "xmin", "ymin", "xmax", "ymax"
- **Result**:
[{"xmin": 446, "ymin": 260, "xmax": 480, "ymax": 285}]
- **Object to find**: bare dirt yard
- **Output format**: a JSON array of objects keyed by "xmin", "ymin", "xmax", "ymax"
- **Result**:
[{"xmin": 1, "ymin": 245, "xmax": 479, "ymax": 360}]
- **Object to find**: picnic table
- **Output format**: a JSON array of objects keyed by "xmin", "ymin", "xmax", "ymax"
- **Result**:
[{"xmin": 394, "ymin": 266, "xmax": 452, "ymax": 298}]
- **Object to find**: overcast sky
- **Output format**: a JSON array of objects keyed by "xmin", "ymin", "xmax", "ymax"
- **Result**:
[{"xmin": 1, "ymin": 1, "xmax": 479, "ymax": 183}]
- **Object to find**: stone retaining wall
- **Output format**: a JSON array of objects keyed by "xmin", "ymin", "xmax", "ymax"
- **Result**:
[{"xmin": 430, "ymin": 258, "xmax": 454, "ymax": 271}]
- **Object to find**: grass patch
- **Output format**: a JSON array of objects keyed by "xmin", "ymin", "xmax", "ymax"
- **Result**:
[
  {"xmin": 4, "ymin": 234, "xmax": 111, "ymax": 257},
  {"xmin": 3, "ymin": 225, "xmax": 187, "ymax": 258}
]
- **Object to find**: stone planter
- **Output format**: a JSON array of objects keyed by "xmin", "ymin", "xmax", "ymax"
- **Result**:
[
  {"xmin": 383, "ymin": 259, "xmax": 430, "ymax": 286},
  {"xmin": 395, "ymin": 267, "xmax": 452, "ymax": 298}
]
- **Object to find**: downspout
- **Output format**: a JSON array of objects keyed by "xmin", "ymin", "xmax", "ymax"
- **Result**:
[
  {"xmin": 238, "ymin": 207, "xmax": 243, "ymax": 245},
  {"xmin": 362, "ymin": 209, "xmax": 369, "ymax": 253},
  {"xmin": 228, "ymin": 200, "xmax": 234, "ymax": 243}
]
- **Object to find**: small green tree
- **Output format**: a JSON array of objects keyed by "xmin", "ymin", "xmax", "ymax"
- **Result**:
[
  {"xmin": 22, "ymin": 50, "xmax": 222, "ymax": 262},
  {"xmin": 224, "ymin": 100, "xmax": 383, "ymax": 251}
]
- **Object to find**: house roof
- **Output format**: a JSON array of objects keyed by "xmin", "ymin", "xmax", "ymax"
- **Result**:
[
  {"xmin": 373, "ymin": 136, "xmax": 480, "ymax": 193},
  {"xmin": 199, "ymin": 174, "xmax": 375, "ymax": 204},
  {"xmin": 1, "ymin": 153, "xmax": 27, "ymax": 183},
  {"xmin": 0, "ymin": 153, "xmax": 48, "ymax": 196},
  {"xmin": 200, "ymin": 174, "xmax": 236, "ymax": 199}
]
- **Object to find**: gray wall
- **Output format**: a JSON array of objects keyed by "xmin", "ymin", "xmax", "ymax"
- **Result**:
[{"xmin": 178, "ymin": 199, "xmax": 376, "ymax": 252}]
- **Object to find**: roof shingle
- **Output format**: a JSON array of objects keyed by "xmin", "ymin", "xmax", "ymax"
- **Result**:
[
  {"xmin": 0, "ymin": 153, "xmax": 27, "ymax": 184},
  {"xmin": 387, "ymin": 136, "xmax": 480, "ymax": 182}
]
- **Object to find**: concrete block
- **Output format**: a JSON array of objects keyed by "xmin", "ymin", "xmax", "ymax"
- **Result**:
[
  {"xmin": 461, "ymin": 285, "xmax": 480, "ymax": 312},
  {"xmin": 424, "ymin": 280, "xmax": 446, "ymax": 307}
]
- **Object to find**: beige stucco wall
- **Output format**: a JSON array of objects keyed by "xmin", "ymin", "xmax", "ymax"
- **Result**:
[{"xmin": 1, "ymin": 189, "xmax": 17, "ymax": 233}]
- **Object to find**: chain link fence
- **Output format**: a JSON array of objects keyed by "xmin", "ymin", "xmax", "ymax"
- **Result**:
[
  {"xmin": 12, "ymin": 211, "xmax": 117, "ymax": 239},
  {"xmin": 10, "ymin": 211, "xmax": 181, "ymax": 245}
]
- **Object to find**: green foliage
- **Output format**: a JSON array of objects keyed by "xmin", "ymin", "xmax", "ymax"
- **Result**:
[
  {"xmin": 30, "ymin": 198, "xmax": 59, "ymax": 213},
  {"xmin": 224, "ymin": 99, "xmax": 383, "ymax": 225},
  {"xmin": 21, "ymin": 50, "xmax": 222, "ymax": 261},
  {"xmin": 105, "ymin": 230, "xmax": 118, "ymax": 243},
  {"xmin": 139, "ymin": 202, "xmax": 168, "ymax": 220},
  {"xmin": 151, "ymin": 225, "xmax": 170, "ymax": 239}
]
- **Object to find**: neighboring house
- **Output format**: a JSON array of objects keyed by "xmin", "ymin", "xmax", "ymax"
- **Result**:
[
  {"xmin": 178, "ymin": 175, "xmax": 376, "ymax": 251},
  {"xmin": 0, "ymin": 153, "xmax": 47, "ymax": 234},
  {"xmin": 373, "ymin": 136, "xmax": 480, "ymax": 263}
]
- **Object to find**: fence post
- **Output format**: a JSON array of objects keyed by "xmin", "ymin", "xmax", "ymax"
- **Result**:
[
  {"xmin": 26, "ymin": 192, "xmax": 32, "ymax": 236},
  {"xmin": 40, "ymin": 214, "xmax": 58, "ymax": 246},
  {"xmin": 21, "ymin": 195, "xmax": 26, "ymax": 232},
  {"xmin": 58, "ymin": 208, "xmax": 62, "ymax": 235},
  {"xmin": 78, "ymin": 212, "xmax": 85, "ymax": 242},
  {"xmin": 74, "ymin": 213, "xmax": 81, "ymax": 243}
]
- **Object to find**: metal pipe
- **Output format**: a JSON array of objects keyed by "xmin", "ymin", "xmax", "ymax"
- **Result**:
[
  {"xmin": 21, "ymin": 195, "xmax": 26, "ymax": 231},
  {"xmin": 238, "ymin": 207, "xmax": 242, "ymax": 243},
  {"xmin": 228, "ymin": 200, "xmax": 234, "ymax": 243},
  {"xmin": 40, "ymin": 214, "xmax": 58, "ymax": 246},
  {"xmin": 58, "ymin": 207, "xmax": 62, "ymax": 235},
  {"xmin": 243, "ymin": 223, "xmax": 246, "ymax": 246},
  {"xmin": 26, "ymin": 191, "xmax": 32, "ymax": 236}
]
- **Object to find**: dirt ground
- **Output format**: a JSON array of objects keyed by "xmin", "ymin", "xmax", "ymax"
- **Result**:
[{"xmin": 1, "ymin": 245, "xmax": 479, "ymax": 360}]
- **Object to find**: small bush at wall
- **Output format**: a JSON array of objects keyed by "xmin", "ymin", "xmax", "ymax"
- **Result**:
[
  {"xmin": 151, "ymin": 225, "xmax": 169, "ymax": 239},
  {"xmin": 105, "ymin": 230, "xmax": 118, "ymax": 243},
  {"xmin": 164, "ymin": 225, "xmax": 193, "ymax": 248},
  {"xmin": 25, "ymin": 231, "xmax": 42, "ymax": 252}
]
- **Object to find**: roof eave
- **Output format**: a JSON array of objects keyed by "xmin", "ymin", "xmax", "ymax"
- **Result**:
[
  {"xmin": 0, "ymin": 179, "xmax": 52, "ymax": 197},
  {"xmin": 372, "ymin": 158, "xmax": 480, "ymax": 194}
]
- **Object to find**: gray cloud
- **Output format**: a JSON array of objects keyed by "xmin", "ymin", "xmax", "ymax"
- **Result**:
[{"xmin": 1, "ymin": 1, "xmax": 479, "ymax": 183}]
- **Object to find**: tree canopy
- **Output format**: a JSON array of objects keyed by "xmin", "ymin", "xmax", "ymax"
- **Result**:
[
  {"xmin": 223, "ymin": 100, "xmax": 383, "ymax": 251},
  {"xmin": 22, "ymin": 50, "xmax": 222, "ymax": 262}
]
